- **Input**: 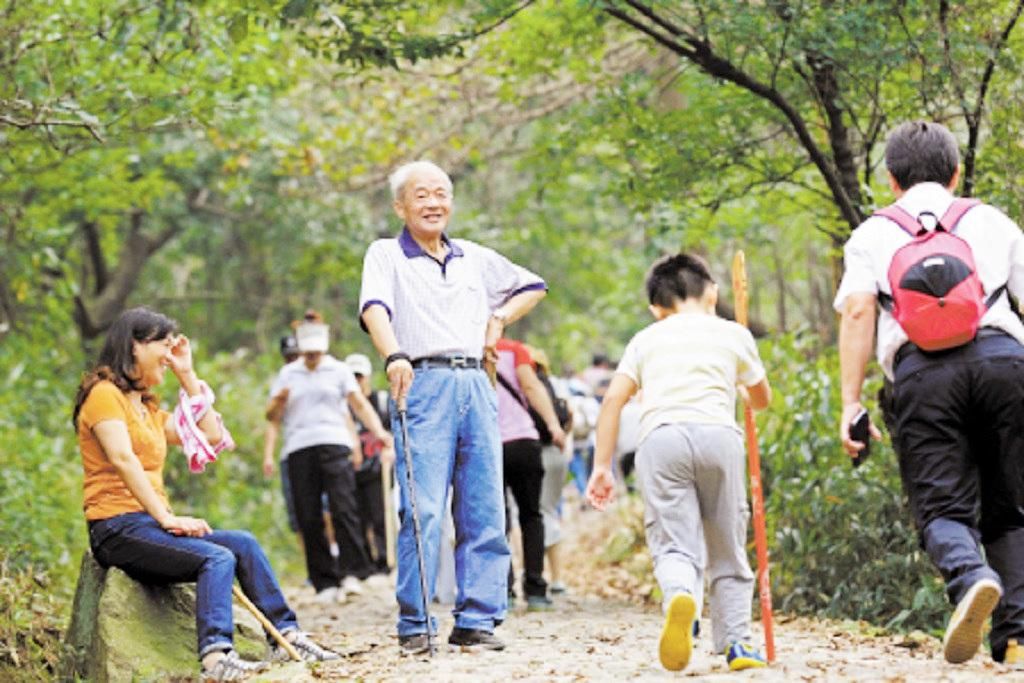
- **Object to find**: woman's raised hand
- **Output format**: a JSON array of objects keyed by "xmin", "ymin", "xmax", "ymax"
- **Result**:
[{"xmin": 167, "ymin": 334, "xmax": 195, "ymax": 379}]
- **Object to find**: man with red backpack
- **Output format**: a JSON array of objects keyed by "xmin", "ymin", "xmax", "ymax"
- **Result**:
[{"xmin": 836, "ymin": 121, "xmax": 1024, "ymax": 666}]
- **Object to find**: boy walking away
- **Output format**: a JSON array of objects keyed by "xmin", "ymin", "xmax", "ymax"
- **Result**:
[
  {"xmin": 836, "ymin": 121, "xmax": 1024, "ymax": 666},
  {"xmin": 586, "ymin": 253, "xmax": 772, "ymax": 673}
]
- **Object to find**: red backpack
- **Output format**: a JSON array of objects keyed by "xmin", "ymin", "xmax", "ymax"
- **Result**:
[{"xmin": 876, "ymin": 198, "xmax": 1005, "ymax": 351}]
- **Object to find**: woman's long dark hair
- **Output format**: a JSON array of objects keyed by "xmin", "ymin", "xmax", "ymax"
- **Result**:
[{"xmin": 72, "ymin": 307, "xmax": 178, "ymax": 428}]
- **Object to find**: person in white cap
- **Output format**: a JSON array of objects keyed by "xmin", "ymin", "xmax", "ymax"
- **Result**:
[
  {"xmin": 265, "ymin": 311, "xmax": 394, "ymax": 603},
  {"xmin": 344, "ymin": 352, "xmax": 394, "ymax": 577}
]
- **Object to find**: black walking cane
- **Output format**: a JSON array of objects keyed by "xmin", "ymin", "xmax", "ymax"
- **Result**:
[{"xmin": 397, "ymin": 396, "xmax": 434, "ymax": 656}]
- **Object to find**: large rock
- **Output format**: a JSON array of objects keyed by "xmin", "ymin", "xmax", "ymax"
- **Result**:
[{"xmin": 61, "ymin": 552, "xmax": 268, "ymax": 682}]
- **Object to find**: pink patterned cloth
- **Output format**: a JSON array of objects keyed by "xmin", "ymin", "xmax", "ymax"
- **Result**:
[{"xmin": 174, "ymin": 381, "xmax": 234, "ymax": 473}]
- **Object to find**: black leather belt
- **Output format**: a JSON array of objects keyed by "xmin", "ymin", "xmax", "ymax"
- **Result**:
[
  {"xmin": 893, "ymin": 327, "xmax": 1008, "ymax": 369},
  {"xmin": 411, "ymin": 355, "xmax": 482, "ymax": 370}
]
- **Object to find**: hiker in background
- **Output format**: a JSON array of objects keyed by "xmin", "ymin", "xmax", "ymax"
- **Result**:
[
  {"xmin": 615, "ymin": 392, "xmax": 642, "ymax": 493},
  {"xmin": 579, "ymin": 353, "xmax": 613, "ymax": 394},
  {"xmin": 73, "ymin": 307, "xmax": 339, "ymax": 681},
  {"xmin": 496, "ymin": 337, "xmax": 567, "ymax": 611},
  {"xmin": 263, "ymin": 335, "xmax": 305, "ymax": 561},
  {"xmin": 836, "ymin": 121, "xmax": 1024, "ymax": 666},
  {"xmin": 359, "ymin": 159, "xmax": 549, "ymax": 652},
  {"xmin": 587, "ymin": 253, "xmax": 772, "ymax": 673},
  {"xmin": 266, "ymin": 310, "xmax": 393, "ymax": 604},
  {"xmin": 524, "ymin": 344, "xmax": 574, "ymax": 596},
  {"xmin": 566, "ymin": 379, "xmax": 599, "ymax": 500},
  {"xmin": 344, "ymin": 352, "xmax": 394, "ymax": 579},
  {"xmin": 265, "ymin": 329, "xmax": 352, "ymax": 583}
]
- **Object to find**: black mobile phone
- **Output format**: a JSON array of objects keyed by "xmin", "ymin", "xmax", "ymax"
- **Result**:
[{"xmin": 849, "ymin": 408, "xmax": 871, "ymax": 468}]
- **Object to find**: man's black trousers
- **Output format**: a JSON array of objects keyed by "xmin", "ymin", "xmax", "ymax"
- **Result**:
[{"xmin": 891, "ymin": 332, "xmax": 1024, "ymax": 661}]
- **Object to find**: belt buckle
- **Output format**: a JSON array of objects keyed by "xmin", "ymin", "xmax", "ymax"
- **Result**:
[{"xmin": 449, "ymin": 355, "xmax": 468, "ymax": 368}]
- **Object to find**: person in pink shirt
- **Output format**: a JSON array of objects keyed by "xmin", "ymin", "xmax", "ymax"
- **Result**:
[{"xmin": 494, "ymin": 338, "xmax": 566, "ymax": 610}]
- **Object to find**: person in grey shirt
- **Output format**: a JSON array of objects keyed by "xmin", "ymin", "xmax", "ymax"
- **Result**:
[
  {"xmin": 266, "ymin": 311, "xmax": 393, "ymax": 604},
  {"xmin": 359, "ymin": 160, "xmax": 548, "ymax": 653}
]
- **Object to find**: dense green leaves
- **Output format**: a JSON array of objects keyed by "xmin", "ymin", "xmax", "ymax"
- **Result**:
[
  {"xmin": 5, "ymin": 1, "xmax": 1024, "ymax": 676},
  {"xmin": 757, "ymin": 335, "xmax": 947, "ymax": 631}
]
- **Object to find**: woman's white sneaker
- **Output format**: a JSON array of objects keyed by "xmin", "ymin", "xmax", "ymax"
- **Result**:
[{"xmin": 342, "ymin": 575, "xmax": 364, "ymax": 596}]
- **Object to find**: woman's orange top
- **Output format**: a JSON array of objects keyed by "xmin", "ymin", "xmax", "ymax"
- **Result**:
[{"xmin": 77, "ymin": 380, "xmax": 172, "ymax": 521}]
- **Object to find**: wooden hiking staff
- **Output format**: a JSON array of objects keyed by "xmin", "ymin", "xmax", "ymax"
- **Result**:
[
  {"xmin": 731, "ymin": 251, "xmax": 776, "ymax": 664},
  {"xmin": 382, "ymin": 457, "xmax": 397, "ymax": 569},
  {"xmin": 231, "ymin": 584, "xmax": 302, "ymax": 661}
]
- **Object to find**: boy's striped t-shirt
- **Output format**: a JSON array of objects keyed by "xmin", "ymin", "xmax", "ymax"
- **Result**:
[{"xmin": 616, "ymin": 311, "xmax": 766, "ymax": 443}]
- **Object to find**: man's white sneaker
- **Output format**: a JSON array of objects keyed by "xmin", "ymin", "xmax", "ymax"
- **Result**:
[
  {"xmin": 943, "ymin": 578, "xmax": 1002, "ymax": 663},
  {"xmin": 342, "ymin": 575, "xmax": 364, "ymax": 596},
  {"xmin": 364, "ymin": 573, "xmax": 390, "ymax": 590},
  {"xmin": 314, "ymin": 587, "xmax": 339, "ymax": 604}
]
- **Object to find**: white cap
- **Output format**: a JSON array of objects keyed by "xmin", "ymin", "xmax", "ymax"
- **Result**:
[
  {"xmin": 295, "ymin": 322, "xmax": 329, "ymax": 353},
  {"xmin": 345, "ymin": 353, "xmax": 372, "ymax": 376}
]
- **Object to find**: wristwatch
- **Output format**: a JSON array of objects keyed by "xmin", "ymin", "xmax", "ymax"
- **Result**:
[{"xmin": 491, "ymin": 308, "xmax": 510, "ymax": 324}]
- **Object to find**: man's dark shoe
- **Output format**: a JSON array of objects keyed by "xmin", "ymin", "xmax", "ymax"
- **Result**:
[
  {"xmin": 399, "ymin": 633, "xmax": 435, "ymax": 655},
  {"xmin": 448, "ymin": 627, "xmax": 505, "ymax": 651},
  {"xmin": 526, "ymin": 595, "xmax": 554, "ymax": 612}
]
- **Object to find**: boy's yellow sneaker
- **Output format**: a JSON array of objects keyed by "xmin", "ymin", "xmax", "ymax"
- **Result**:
[
  {"xmin": 659, "ymin": 592, "xmax": 696, "ymax": 671},
  {"xmin": 1005, "ymin": 639, "xmax": 1024, "ymax": 667},
  {"xmin": 725, "ymin": 641, "xmax": 767, "ymax": 671}
]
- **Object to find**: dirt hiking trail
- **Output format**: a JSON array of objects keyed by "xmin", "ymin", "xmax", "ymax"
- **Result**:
[{"xmin": 265, "ymin": 501, "xmax": 1024, "ymax": 681}]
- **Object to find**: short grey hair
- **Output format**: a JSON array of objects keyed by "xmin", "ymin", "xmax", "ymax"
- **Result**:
[{"xmin": 388, "ymin": 160, "xmax": 453, "ymax": 201}]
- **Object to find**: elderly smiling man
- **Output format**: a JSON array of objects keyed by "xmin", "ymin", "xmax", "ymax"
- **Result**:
[{"xmin": 359, "ymin": 160, "xmax": 548, "ymax": 653}]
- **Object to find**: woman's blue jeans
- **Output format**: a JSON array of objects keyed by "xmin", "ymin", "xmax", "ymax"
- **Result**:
[
  {"xmin": 88, "ymin": 512, "xmax": 299, "ymax": 658},
  {"xmin": 391, "ymin": 366, "xmax": 510, "ymax": 636}
]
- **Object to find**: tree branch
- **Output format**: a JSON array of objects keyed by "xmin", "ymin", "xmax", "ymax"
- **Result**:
[
  {"xmin": 73, "ymin": 209, "xmax": 185, "ymax": 338},
  {"xmin": 0, "ymin": 113, "xmax": 105, "ymax": 142},
  {"xmin": 602, "ymin": 3, "xmax": 864, "ymax": 231},
  {"xmin": 938, "ymin": 0, "xmax": 971, "ymax": 119},
  {"xmin": 806, "ymin": 51, "xmax": 862, "ymax": 214},
  {"xmin": 80, "ymin": 220, "xmax": 109, "ymax": 295},
  {"xmin": 962, "ymin": 0, "xmax": 1024, "ymax": 196}
]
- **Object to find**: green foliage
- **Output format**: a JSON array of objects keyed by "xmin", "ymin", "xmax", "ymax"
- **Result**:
[
  {"xmin": 7, "ymin": 0, "xmax": 1024, "ymax": 674},
  {"xmin": 0, "ymin": 559, "xmax": 64, "ymax": 680},
  {"xmin": 757, "ymin": 333, "xmax": 947, "ymax": 633}
]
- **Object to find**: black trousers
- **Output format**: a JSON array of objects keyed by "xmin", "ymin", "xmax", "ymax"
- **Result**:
[
  {"xmin": 503, "ymin": 438, "xmax": 547, "ymax": 598},
  {"xmin": 288, "ymin": 444, "xmax": 372, "ymax": 591},
  {"xmin": 355, "ymin": 458, "xmax": 389, "ymax": 573},
  {"xmin": 891, "ymin": 332, "xmax": 1024, "ymax": 660}
]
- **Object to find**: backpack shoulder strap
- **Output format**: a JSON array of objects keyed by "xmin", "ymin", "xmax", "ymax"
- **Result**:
[
  {"xmin": 874, "ymin": 205, "xmax": 923, "ymax": 237},
  {"xmin": 938, "ymin": 197, "xmax": 982, "ymax": 232},
  {"xmin": 875, "ymin": 204, "xmax": 920, "ymax": 312},
  {"xmin": 496, "ymin": 370, "xmax": 530, "ymax": 412},
  {"xmin": 934, "ymin": 198, "xmax": 1004, "ymax": 307}
]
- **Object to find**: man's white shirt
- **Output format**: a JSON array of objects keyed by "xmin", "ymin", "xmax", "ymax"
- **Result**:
[{"xmin": 834, "ymin": 182, "xmax": 1024, "ymax": 378}]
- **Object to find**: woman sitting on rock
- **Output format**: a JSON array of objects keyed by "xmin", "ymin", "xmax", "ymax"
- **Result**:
[{"xmin": 73, "ymin": 307, "xmax": 337, "ymax": 681}]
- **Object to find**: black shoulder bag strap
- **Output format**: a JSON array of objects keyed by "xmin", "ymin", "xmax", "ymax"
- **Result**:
[{"xmin": 496, "ymin": 370, "xmax": 530, "ymax": 413}]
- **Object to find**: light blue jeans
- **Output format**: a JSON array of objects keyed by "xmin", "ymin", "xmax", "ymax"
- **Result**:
[{"xmin": 391, "ymin": 367, "xmax": 509, "ymax": 636}]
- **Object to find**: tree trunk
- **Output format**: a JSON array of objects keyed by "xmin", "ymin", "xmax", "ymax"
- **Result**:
[{"xmin": 73, "ymin": 210, "xmax": 181, "ymax": 339}]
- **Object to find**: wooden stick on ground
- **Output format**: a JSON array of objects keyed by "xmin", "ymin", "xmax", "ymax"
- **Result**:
[
  {"xmin": 231, "ymin": 584, "xmax": 302, "ymax": 662},
  {"xmin": 382, "ymin": 458, "xmax": 397, "ymax": 570},
  {"xmin": 731, "ymin": 250, "xmax": 777, "ymax": 664}
]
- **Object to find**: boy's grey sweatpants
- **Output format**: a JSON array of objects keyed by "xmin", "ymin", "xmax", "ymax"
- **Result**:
[{"xmin": 636, "ymin": 422, "xmax": 755, "ymax": 654}]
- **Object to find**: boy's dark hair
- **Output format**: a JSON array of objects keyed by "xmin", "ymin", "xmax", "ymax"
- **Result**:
[
  {"xmin": 885, "ymin": 121, "xmax": 960, "ymax": 191},
  {"xmin": 645, "ymin": 253, "xmax": 714, "ymax": 308}
]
